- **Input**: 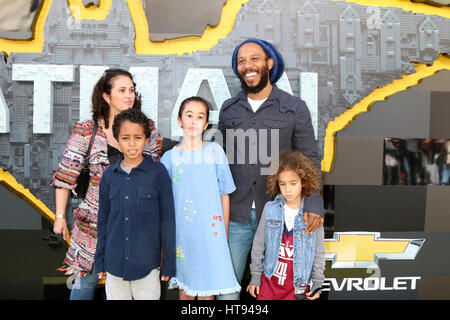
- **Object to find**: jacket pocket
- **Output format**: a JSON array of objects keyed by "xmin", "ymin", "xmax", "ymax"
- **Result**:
[
  {"xmin": 266, "ymin": 219, "xmax": 282, "ymax": 235},
  {"xmin": 263, "ymin": 119, "xmax": 287, "ymax": 129},
  {"xmin": 224, "ymin": 118, "xmax": 243, "ymax": 128},
  {"xmin": 137, "ymin": 187, "xmax": 158, "ymax": 220}
]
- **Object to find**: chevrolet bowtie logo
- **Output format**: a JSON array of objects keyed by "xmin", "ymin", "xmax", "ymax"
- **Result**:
[{"xmin": 324, "ymin": 232, "xmax": 425, "ymax": 268}]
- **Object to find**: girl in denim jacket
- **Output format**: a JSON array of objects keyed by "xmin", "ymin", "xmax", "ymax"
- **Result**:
[{"xmin": 247, "ymin": 150, "xmax": 325, "ymax": 300}]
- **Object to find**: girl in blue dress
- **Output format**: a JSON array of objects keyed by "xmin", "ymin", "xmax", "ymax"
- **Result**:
[{"xmin": 161, "ymin": 96, "xmax": 240, "ymax": 300}]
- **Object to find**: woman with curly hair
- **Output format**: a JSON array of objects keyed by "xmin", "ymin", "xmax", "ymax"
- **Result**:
[
  {"xmin": 246, "ymin": 150, "xmax": 325, "ymax": 300},
  {"xmin": 51, "ymin": 69, "xmax": 161, "ymax": 300}
]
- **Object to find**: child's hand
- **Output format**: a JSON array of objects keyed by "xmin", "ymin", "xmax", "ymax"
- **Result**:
[
  {"xmin": 161, "ymin": 276, "xmax": 170, "ymax": 282},
  {"xmin": 246, "ymin": 285, "xmax": 260, "ymax": 298},
  {"xmin": 305, "ymin": 290, "xmax": 320, "ymax": 300},
  {"xmin": 97, "ymin": 272, "xmax": 106, "ymax": 280}
]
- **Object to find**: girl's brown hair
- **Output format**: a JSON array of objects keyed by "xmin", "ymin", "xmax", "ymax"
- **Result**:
[
  {"xmin": 266, "ymin": 150, "xmax": 321, "ymax": 197},
  {"xmin": 177, "ymin": 96, "xmax": 211, "ymax": 122},
  {"xmin": 91, "ymin": 69, "xmax": 142, "ymax": 128}
]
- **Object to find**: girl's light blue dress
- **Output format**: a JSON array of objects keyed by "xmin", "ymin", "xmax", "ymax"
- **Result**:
[{"xmin": 161, "ymin": 142, "xmax": 240, "ymax": 296}]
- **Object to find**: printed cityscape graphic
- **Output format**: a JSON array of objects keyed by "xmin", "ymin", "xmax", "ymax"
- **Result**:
[{"xmin": 0, "ymin": 0, "xmax": 449, "ymax": 213}]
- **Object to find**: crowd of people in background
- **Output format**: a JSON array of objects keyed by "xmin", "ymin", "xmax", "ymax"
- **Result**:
[{"xmin": 384, "ymin": 138, "xmax": 450, "ymax": 186}]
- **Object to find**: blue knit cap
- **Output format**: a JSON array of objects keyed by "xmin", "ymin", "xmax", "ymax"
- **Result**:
[{"xmin": 232, "ymin": 38, "xmax": 285, "ymax": 84}]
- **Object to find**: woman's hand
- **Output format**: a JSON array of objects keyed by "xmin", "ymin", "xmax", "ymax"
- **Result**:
[
  {"xmin": 53, "ymin": 218, "xmax": 69, "ymax": 241},
  {"xmin": 54, "ymin": 188, "xmax": 70, "ymax": 240}
]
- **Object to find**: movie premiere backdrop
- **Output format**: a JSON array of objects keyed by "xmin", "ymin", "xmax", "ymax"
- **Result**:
[{"xmin": 0, "ymin": 0, "xmax": 449, "ymax": 299}]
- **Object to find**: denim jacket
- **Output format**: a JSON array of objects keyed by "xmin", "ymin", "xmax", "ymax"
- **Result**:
[{"xmin": 249, "ymin": 195, "xmax": 325, "ymax": 292}]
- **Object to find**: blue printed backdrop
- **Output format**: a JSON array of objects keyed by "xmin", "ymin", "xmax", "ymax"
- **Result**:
[
  {"xmin": 0, "ymin": 0, "xmax": 449, "ymax": 300},
  {"xmin": 1, "ymin": 0, "xmax": 450, "ymax": 211}
]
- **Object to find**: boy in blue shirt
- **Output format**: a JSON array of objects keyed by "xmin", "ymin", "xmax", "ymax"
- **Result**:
[{"xmin": 95, "ymin": 109, "xmax": 176, "ymax": 300}]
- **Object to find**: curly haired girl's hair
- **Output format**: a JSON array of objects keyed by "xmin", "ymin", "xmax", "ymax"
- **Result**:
[
  {"xmin": 91, "ymin": 69, "xmax": 142, "ymax": 129},
  {"xmin": 266, "ymin": 150, "xmax": 321, "ymax": 197}
]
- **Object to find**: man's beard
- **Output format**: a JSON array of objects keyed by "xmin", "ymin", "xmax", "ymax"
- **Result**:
[{"xmin": 238, "ymin": 65, "xmax": 270, "ymax": 95}]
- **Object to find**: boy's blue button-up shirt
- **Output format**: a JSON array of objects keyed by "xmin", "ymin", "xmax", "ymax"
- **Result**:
[{"xmin": 94, "ymin": 155, "xmax": 176, "ymax": 281}]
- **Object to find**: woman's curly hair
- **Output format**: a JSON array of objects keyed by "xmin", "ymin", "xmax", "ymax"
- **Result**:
[
  {"xmin": 91, "ymin": 68, "xmax": 142, "ymax": 129},
  {"xmin": 266, "ymin": 150, "xmax": 321, "ymax": 197}
]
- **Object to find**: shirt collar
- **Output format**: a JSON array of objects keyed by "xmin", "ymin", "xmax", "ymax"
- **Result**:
[
  {"xmin": 239, "ymin": 84, "xmax": 281, "ymax": 97},
  {"xmin": 274, "ymin": 194, "xmax": 304, "ymax": 210},
  {"xmin": 238, "ymin": 85, "xmax": 283, "ymax": 111},
  {"xmin": 111, "ymin": 155, "xmax": 153, "ymax": 173}
]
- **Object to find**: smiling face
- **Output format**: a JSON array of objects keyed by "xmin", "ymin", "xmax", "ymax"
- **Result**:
[
  {"xmin": 236, "ymin": 42, "xmax": 273, "ymax": 95},
  {"xmin": 117, "ymin": 120, "xmax": 148, "ymax": 164},
  {"xmin": 177, "ymin": 100, "xmax": 209, "ymax": 139},
  {"xmin": 278, "ymin": 170, "xmax": 303, "ymax": 207},
  {"xmin": 102, "ymin": 75, "xmax": 136, "ymax": 115}
]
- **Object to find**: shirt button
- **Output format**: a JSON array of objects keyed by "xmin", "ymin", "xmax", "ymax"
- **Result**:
[
  {"xmin": 125, "ymin": 217, "xmax": 128, "ymax": 221},
  {"xmin": 125, "ymin": 237, "xmax": 129, "ymax": 241},
  {"xmin": 125, "ymin": 196, "xmax": 128, "ymax": 199},
  {"xmin": 252, "ymin": 119, "xmax": 256, "ymax": 125},
  {"xmin": 126, "ymin": 177, "xmax": 130, "ymax": 181}
]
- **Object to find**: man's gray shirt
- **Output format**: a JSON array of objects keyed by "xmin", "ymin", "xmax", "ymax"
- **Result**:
[{"xmin": 218, "ymin": 86, "xmax": 325, "ymax": 224}]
